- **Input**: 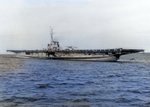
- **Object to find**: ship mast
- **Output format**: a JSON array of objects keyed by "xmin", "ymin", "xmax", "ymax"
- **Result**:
[{"xmin": 50, "ymin": 26, "xmax": 54, "ymax": 45}]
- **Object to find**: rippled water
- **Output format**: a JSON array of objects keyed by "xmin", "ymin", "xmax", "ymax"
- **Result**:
[{"xmin": 0, "ymin": 53, "xmax": 150, "ymax": 107}]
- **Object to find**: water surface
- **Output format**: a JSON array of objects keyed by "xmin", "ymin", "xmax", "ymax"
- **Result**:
[{"xmin": 0, "ymin": 53, "xmax": 150, "ymax": 107}]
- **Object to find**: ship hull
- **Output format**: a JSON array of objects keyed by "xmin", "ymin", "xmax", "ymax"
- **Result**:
[
  {"xmin": 15, "ymin": 52, "xmax": 118, "ymax": 62},
  {"xmin": 48, "ymin": 55, "xmax": 118, "ymax": 62}
]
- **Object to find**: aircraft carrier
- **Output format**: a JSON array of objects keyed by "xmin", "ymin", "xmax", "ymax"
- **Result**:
[{"xmin": 7, "ymin": 28, "xmax": 144, "ymax": 62}]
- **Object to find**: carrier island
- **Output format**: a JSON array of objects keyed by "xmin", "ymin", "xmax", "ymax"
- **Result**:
[{"xmin": 7, "ymin": 28, "xmax": 144, "ymax": 62}]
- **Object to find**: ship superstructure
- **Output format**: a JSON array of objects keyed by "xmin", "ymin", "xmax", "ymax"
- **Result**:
[
  {"xmin": 47, "ymin": 28, "xmax": 60, "ymax": 50},
  {"xmin": 7, "ymin": 28, "xmax": 144, "ymax": 61}
]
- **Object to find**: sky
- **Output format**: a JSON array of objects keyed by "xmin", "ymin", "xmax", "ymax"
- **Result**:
[{"xmin": 0, "ymin": 0, "xmax": 150, "ymax": 54}]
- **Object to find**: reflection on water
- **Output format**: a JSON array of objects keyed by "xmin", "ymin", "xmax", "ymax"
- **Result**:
[{"xmin": 0, "ymin": 53, "xmax": 150, "ymax": 107}]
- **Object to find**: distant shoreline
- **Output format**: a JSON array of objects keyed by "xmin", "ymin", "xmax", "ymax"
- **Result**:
[{"xmin": 0, "ymin": 54, "xmax": 16, "ymax": 58}]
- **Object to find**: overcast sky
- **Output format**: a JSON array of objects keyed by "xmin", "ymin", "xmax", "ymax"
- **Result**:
[{"xmin": 0, "ymin": 0, "xmax": 150, "ymax": 54}]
